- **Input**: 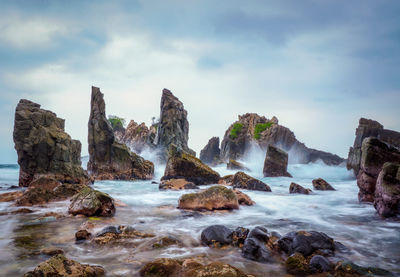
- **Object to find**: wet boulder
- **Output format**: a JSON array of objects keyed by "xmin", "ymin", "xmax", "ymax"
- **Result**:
[
  {"xmin": 159, "ymin": 178, "xmax": 199, "ymax": 190},
  {"xmin": 248, "ymin": 226, "xmax": 269, "ymax": 242},
  {"xmin": 309, "ymin": 255, "xmax": 332, "ymax": 273},
  {"xmin": 241, "ymin": 226, "xmax": 271, "ymax": 263},
  {"xmin": 22, "ymin": 254, "xmax": 105, "ymax": 277},
  {"xmin": 263, "ymin": 145, "xmax": 292, "ymax": 177},
  {"xmin": 232, "ymin": 171, "xmax": 271, "ymax": 191},
  {"xmin": 178, "ymin": 185, "xmax": 239, "ymax": 211},
  {"xmin": 68, "ymin": 187, "xmax": 115, "ymax": 217},
  {"xmin": 374, "ymin": 162, "xmax": 400, "ymax": 217},
  {"xmin": 312, "ymin": 178, "xmax": 335, "ymax": 191},
  {"xmin": 227, "ymin": 159, "xmax": 250, "ymax": 171},
  {"xmin": 289, "ymin": 182, "xmax": 312, "ymax": 195},
  {"xmin": 163, "ymin": 144, "xmax": 220, "ymax": 185},
  {"xmin": 233, "ymin": 189, "xmax": 255, "ymax": 206},
  {"xmin": 201, "ymin": 225, "xmax": 233, "ymax": 246}
]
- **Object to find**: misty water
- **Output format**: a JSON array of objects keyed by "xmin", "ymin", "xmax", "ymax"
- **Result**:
[{"xmin": 0, "ymin": 159, "xmax": 399, "ymax": 276}]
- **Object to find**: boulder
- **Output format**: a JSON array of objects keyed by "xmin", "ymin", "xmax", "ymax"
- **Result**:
[
  {"xmin": 87, "ymin": 86, "xmax": 154, "ymax": 180},
  {"xmin": 163, "ymin": 144, "xmax": 220, "ymax": 185},
  {"xmin": 220, "ymin": 113, "xmax": 344, "ymax": 165},
  {"xmin": 155, "ymin": 89, "xmax": 196, "ymax": 161},
  {"xmin": 347, "ymin": 118, "xmax": 400, "ymax": 176},
  {"xmin": 13, "ymin": 99, "xmax": 89, "ymax": 187},
  {"xmin": 263, "ymin": 145, "xmax": 292, "ymax": 177},
  {"xmin": 140, "ymin": 258, "xmax": 182, "ymax": 277},
  {"xmin": 159, "ymin": 178, "xmax": 199, "ymax": 190},
  {"xmin": 374, "ymin": 163, "xmax": 400, "ymax": 217},
  {"xmin": 309, "ymin": 255, "xmax": 332, "ymax": 273},
  {"xmin": 178, "ymin": 185, "xmax": 239, "ymax": 211},
  {"xmin": 68, "ymin": 187, "xmax": 115, "ymax": 217},
  {"xmin": 233, "ymin": 189, "xmax": 255, "ymax": 206},
  {"xmin": 227, "ymin": 159, "xmax": 250, "ymax": 171},
  {"xmin": 289, "ymin": 182, "xmax": 311, "ymax": 194},
  {"xmin": 312, "ymin": 178, "xmax": 335, "ymax": 191},
  {"xmin": 357, "ymin": 137, "xmax": 400, "ymax": 202},
  {"xmin": 22, "ymin": 254, "xmax": 105, "ymax": 277},
  {"xmin": 232, "ymin": 171, "xmax": 271, "ymax": 191},
  {"xmin": 200, "ymin": 225, "xmax": 233, "ymax": 246},
  {"xmin": 200, "ymin": 137, "xmax": 221, "ymax": 165},
  {"xmin": 40, "ymin": 247, "xmax": 64, "ymax": 256},
  {"xmin": 241, "ymin": 227, "xmax": 271, "ymax": 263}
]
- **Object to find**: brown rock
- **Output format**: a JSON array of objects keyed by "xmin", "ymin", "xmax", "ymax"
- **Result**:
[
  {"xmin": 40, "ymin": 247, "xmax": 64, "ymax": 256},
  {"xmin": 227, "ymin": 159, "xmax": 250, "ymax": 171},
  {"xmin": 75, "ymin": 229, "xmax": 92, "ymax": 241},
  {"xmin": 159, "ymin": 178, "xmax": 199, "ymax": 190},
  {"xmin": 232, "ymin": 171, "xmax": 271, "ymax": 191},
  {"xmin": 374, "ymin": 162, "xmax": 400, "ymax": 217},
  {"xmin": 263, "ymin": 145, "xmax": 292, "ymax": 177},
  {"xmin": 219, "ymin": 175, "xmax": 234, "ymax": 185},
  {"xmin": 312, "ymin": 178, "xmax": 335, "ymax": 191},
  {"xmin": 68, "ymin": 187, "xmax": 115, "ymax": 217},
  {"xmin": 0, "ymin": 191, "xmax": 23, "ymax": 202},
  {"xmin": 233, "ymin": 189, "xmax": 255, "ymax": 205},
  {"xmin": 289, "ymin": 182, "xmax": 311, "ymax": 194}
]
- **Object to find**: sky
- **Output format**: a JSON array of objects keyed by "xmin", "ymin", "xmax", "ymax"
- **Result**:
[{"xmin": 0, "ymin": 0, "xmax": 399, "ymax": 163}]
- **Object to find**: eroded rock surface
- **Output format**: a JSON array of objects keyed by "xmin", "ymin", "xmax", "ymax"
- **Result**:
[
  {"xmin": 200, "ymin": 137, "xmax": 221, "ymax": 165},
  {"xmin": 263, "ymin": 145, "xmax": 292, "ymax": 177}
]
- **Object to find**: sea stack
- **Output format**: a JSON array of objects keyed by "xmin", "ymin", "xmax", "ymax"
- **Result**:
[
  {"xmin": 87, "ymin": 86, "xmax": 154, "ymax": 180},
  {"xmin": 200, "ymin": 137, "xmax": 221, "ymax": 165},
  {"xmin": 263, "ymin": 145, "xmax": 292, "ymax": 177},
  {"xmin": 13, "ymin": 99, "xmax": 88, "ymax": 187}
]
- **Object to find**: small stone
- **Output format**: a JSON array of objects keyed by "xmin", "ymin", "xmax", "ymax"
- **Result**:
[{"xmin": 75, "ymin": 229, "xmax": 92, "ymax": 241}]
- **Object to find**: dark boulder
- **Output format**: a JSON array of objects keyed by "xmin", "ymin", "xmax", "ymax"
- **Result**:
[
  {"xmin": 263, "ymin": 145, "xmax": 292, "ymax": 177},
  {"xmin": 200, "ymin": 225, "xmax": 233, "ymax": 246},
  {"xmin": 199, "ymin": 137, "xmax": 221, "ymax": 165},
  {"xmin": 312, "ymin": 178, "xmax": 335, "ymax": 191},
  {"xmin": 232, "ymin": 227, "xmax": 249, "ymax": 247},
  {"xmin": 241, "ymin": 237, "xmax": 271, "ymax": 263},
  {"xmin": 247, "ymin": 226, "xmax": 269, "ymax": 242},
  {"xmin": 75, "ymin": 229, "xmax": 92, "ymax": 241},
  {"xmin": 289, "ymin": 182, "xmax": 311, "ymax": 194},
  {"xmin": 68, "ymin": 187, "xmax": 115, "ymax": 217},
  {"xmin": 374, "ymin": 162, "xmax": 400, "ymax": 217},
  {"xmin": 232, "ymin": 171, "xmax": 271, "ymax": 191},
  {"xmin": 309, "ymin": 255, "xmax": 332, "ymax": 273}
]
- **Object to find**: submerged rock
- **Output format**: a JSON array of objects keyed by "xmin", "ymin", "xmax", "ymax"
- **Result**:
[
  {"xmin": 163, "ymin": 144, "xmax": 220, "ymax": 185},
  {"xmin": 289, "ymin": 182, "xmax": 311, "ymax": 194},
  {"xmin": 227, "ymin": 159, "xmax": 250, "ymax": 171},
  {"xmin": 178, "ymin": 185, "xmax": 239, "ymax": 211},
  {"xmin": 13, "ymin": 99, "xmax": 89, "ymax": 187},
  {"xmin": 159, "ymin": 178, "xmax": 199, "ymax": 190},
  {"xmin": 200, "ymin": 137, "xmax": 221, "ymax": 165},
  {"xmin": 232, "ymin": 171, "xmax": 271, "ymax": 191},
  {"xmin": 23, "ymin": 254, "xmax": 105, "ymax": 277},
  {"xmin": 312, "ymin": 178, "xmax": 335, "ymax": 191},
  {"xmin": 357, "ymin": 137, "xmax": 400, "ymax": 202},
  {"xmin": 40, "ymin": 247, "xmax": 64, "ymax": 256},
  {"xmin": 68, "ymin": 187, "xmax": 115, "ymax": 217},
  {"xmin": 263, "ymin": 145, "xmax": 292, "ymax": 177},
  {"xmin": 374, "ymin": 162, "xmax": 400, "ymax": 217},
  {"xmin": 87, "ymin": 86, "xmax": 154, "ymax": 180}
]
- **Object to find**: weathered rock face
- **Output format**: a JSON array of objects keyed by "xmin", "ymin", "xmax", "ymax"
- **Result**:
[
  {"xmin": 357, "ymin": 137, "xmax": 400, "ymax": 202},
  {"xmin": 68, "ymin": 187, "xmax": 115, "ymax": 217},
  {"xmin": 178, "ymin": 185, "xmax": 239, "ymax": 211},
  {"xmin": 13, "ymin": 99, "xmax": 88, "ymax": 187},
  {"xmin": 312, "ymin": 178, "xmax": 335, "ymax": 191},
  {"xmin": 232, "ymin": 171, "xmax": 271, "ymax": 191},
  {"xmin": 87, "ymin": 86, "xmax": 154, "ymax": 180},
  {"xmin": 289, "ymin": 182, "xmax": 311, "ymax": 194},
  {"xmin": 22, "ymin": 254, "xmax": 105, "ymax": 277},
  {"xmin": 347, "ymin": 118, "xmax": 400, "ymax": 176},
  {"xmin": 156, "ymin": 88, "xmax": 195, "ymax": 160},
  {"xmin": 374, "ymin": 163, "xmax": 400, "ymax": 217},
  {"xmin": 114, "ymin": 120, "xmax": 151, "ymax": 153},
  {"xmin": 199, "ymin": 137, "xmax": 220, "ymax": 165},
  {"xmin": 220, "ymin": 113, "xmax": 344, "ymax": 165},
  {"xmin": 263, "ymin": 145, "xmax": 292, "ymax": 177},
  {"xmin": 163, "ymin": 144, "xmax": 220, "ymax": 185}
]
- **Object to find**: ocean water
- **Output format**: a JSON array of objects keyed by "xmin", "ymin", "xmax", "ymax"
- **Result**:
[{"xmin": 0, "ymin": 161, "xmax": 399, "ymax": 276}]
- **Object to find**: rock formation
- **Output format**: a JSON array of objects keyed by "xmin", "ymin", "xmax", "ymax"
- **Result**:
[
  {"xmin": 357, "ymin": 137, "xmax": 400, "ymax": 202},
  {"xmin": 220, "ymin": 113, "xmax": 344, "ymax": 165},
  {"xmin": 347, "ymin": 118, "xmax": 400, "ymax": 176},
  {"xmin": 263, "ymin": 145, "xmax": 292, "ymax": 177},
  {"xmin": 163, "ymin": 144, "xmax": 220, "ymax": 185},
  {"xmin": 13, "ymin": 99, "xmax": 89, "ymax": 187},
  {"xmin": 114, "ymin": 120, "xmax": 151, "ymax": 153},
  {"xmin": 199, "ymin": 137, "xmax": 221, "ymax": 165},
  {"xmin": 87, "ymin": 86, "xmax": 154, "ymax": 180},
  {"xmin": 232, "ymin": 171, "xmax": 271, "ymax": 191},
  {"xmin": 156, "ymin": 88, "xmax": 195, "ymax": 160},
  {"xmin": 68, "ymin": 187, "xmax": 115, "ymax": 217},
  {"xmin": 374, "ymin": 163, "xmax": 400, "ymax": 218}
]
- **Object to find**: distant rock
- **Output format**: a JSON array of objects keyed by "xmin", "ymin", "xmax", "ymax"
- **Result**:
[
  {"xmin": 263, "ymin": 145, "xmax": 292, "ymax": 177},
  {"xmin": 227, "ymin": 159, "xmax": 250, "ymax": 171},
  {"xmin": 232, "ymin": 171, "xmax": 271, "ymax": 191},
  {"xmin": 68, "ymin": 187, "xmax": 115, "ymax": 217},
  {"xmin": 289, "ymin": 182, "xmax": 311, "ymax": 194},
  {"xmin": 199, "ymin": 137, "xmax": 221, "ymax": 165},
  {"xmin": 357, "ymin": 137, "xmax": 400, "ymax": 202},
  {"xmin": 87, "ymin": 86, "xmax": 154, "ymax": 180},
  {"xmin": 374, "ymin": 162, "xmax": 400, "ymax": 217},
  {"xmin": 312, "ymin": 178, "xmax": 335, "ymax": 191},
  {"xmin": 159, "ymin": 178, "xmax": 199, "ymax": 190},
  {"xmin": 178, "ymin": 185, "xmax": 239, "ymax": 211},
  {"xmin": 163, "ymin": 144, "xmax": 220, "ymax": 185},
  {"xmin": 13, "ymin": 99, "xmax": 89, "ymax": 187},
  {"xmin": 22, "ymin": 254, "xmax": 105, "ymax": 277},
  {"xmin": 115, "ymin": 120, "xmax": 151, "ymax": 153},
  {"xmin": 347, "ymin": 118, "xmax": 400, "ymax": 176},
  {"xmin": 156, "ymin": 88, "xmax": 196, "ymax": 161},
  {"xmin": 220, "ymin": 113, "xmax": 344, "ymax": 165}
]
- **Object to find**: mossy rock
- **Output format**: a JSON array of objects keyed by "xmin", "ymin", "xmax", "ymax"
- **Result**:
[
  {"xmin": 285, "ymin": 253, "xmax": 308, "ymax": 276},
  {"xmin": 68, "ymin": 187, "xmax": 115, "ymax": 217}
]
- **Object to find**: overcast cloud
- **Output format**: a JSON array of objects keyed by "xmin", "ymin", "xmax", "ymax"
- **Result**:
[{"xmin": 0, "ymin": 0, "xmax": 399, "ymax": 163}]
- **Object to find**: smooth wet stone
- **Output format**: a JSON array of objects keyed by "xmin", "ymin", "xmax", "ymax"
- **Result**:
[
  {"xmin": 241, "ymin": 237, "xmax": 271, "ymax": 263},
  {"xmin": 309, "ymin": 255, "xmax": 332, "ymax": 273},
  {"xmin": 201, "ymin": 225, "xmax": 233, "ymax": 246},
  {"xmin": 247, "ymin": 226, "xmax": 269, "ymax": 242},
  {"xmin": 233, "ymin": 189, "xmax": 255, "ymax": 206}
]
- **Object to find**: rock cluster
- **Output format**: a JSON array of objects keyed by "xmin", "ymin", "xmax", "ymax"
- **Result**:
[
  {"xmin": 199, "ymin": 137, "xmax": 221, "ymax": 165},
  {"xmin": 13, "ymin": 99, "xmax": 88, "ymax": 187},
  {"xmin": 263, "ymin": 145, "xmax": 292, "ymax": 177},
  {"xmin": 87, "ymin": 86, "xmax": 154, "ymax": 180}
]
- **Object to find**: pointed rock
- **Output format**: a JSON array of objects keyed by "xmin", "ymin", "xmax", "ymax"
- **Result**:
[
  {"xmin": 263, "ymin": 145, "xmax": 292, "ymax": 177},
  {"xmin": 200, "ymin": 137, "xmax": 221, "ymax": 165}
]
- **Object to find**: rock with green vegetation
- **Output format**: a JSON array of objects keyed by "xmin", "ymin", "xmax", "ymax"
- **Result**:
[
  {"xmin": 178, "ymin": 185, "xmax": 239, "ymax": 211},
  {"xmin": 88, "ymin": 86, "xmax": 154, "ymax": 180},
  {"xmin": 232, "ymin": 171, "xmax": 271, "ymax": 191},
  {"xmin": 155, "ymin": 88, "xmax": 196, "ymax": 161},
  {"xmin": 227, "ymin": 159, "xmax": 250, "ymax": 171},
  {"xmin": 22, "ymin": 254, "xmax": 105, "ymax": 277},
  {"xmin": 263, "ymin": 145, "xmax": 292, "ymax": 177},
  {"xmin": 312, "ymin": 178, "xmax": 335, "ymax": 191},
  {"xmin": 68, "ymin": 187, "xmax": 115, "ymax": 217},
  {"xmin": 374, "ymin": 162, "xmax": 400, "ymax": 217},
  {"xmin": 285, "ymin": 253, "xmax": 308, "ymax": 276},
  {"xmin": 200, "ymin": 137, "xmax": 221, "ymax": 165},
  {"xmin": 163, "ymin": 144, "xmax": 220, "ymax": 185},
  {"xmin": 357, "ymin": 137, "xmax": 400, "ymax": 202},
  {"xmin": 13, "ymin": 99, "xmax": 89, "ymax": 187},
  {"xmin": 220, "ymin": 113, "xmax": 344, "ymax": 165}
]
